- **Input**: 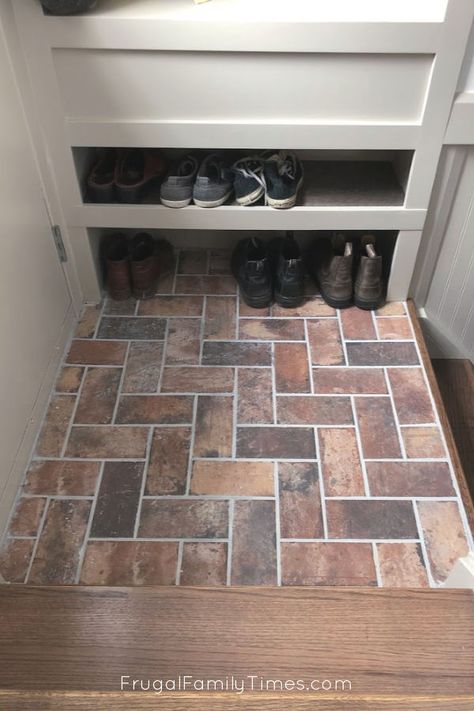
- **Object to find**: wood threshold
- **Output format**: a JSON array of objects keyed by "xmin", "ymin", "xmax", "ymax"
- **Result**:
[{"xmin": 408, "ymin": 300, "xmax": 474, "ymax": 533}]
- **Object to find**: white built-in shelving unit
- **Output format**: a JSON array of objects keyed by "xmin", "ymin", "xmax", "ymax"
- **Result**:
[{"xmin": 11, "ymin": 0, "xmax": 474, "ymax": 303}]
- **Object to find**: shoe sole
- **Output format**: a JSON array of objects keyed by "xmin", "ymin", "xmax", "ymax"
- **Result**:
[
  {"xmin": 194, "ymin": 190, "xmax": 233, "ymax": 208},
  {"xmin": 274, "ymin": 291, "xmax": 305, "ymax": 309},
  {"xmin": 354, "ymin": 295, "xmax": 386, "ymax": 311},
  {"xmin": 236, "ymin": 185, "xmax": 265, "ymax": 206},
  {"xmin": 240, "ymin": 291, "xmax": 273, "ymax": 309},
  {"xmin": 317, "ymin": 283, "xmax": 353, "ymax": 310},
  {"xmin": 160, "ymin": 197, "xmax": 192, "ymax": 208},
  {"xmin": 267, "ymin": 177, "xmax": 304, "ymax": 209}
]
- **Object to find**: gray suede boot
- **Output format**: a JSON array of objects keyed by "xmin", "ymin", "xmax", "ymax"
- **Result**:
[
  {"xmin": 309, "ymin": 233, "xmax": 353, "ymax": 309},
  {"xmin": 354, "ymin": 235, "xmax": 386, "ymax": 310}
]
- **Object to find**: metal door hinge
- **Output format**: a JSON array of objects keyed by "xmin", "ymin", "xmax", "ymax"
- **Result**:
[{"xmin": 52, "ymin": 224, "xmax": 68, "ymax": 263}]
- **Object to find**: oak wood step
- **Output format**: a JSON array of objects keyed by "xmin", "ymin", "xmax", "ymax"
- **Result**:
[{"xmin": 0, "ymin": 586, "xmax": 473, "ymax": 708}]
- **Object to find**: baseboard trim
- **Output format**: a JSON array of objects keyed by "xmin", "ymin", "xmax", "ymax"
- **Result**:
[{"xmin": 0, "ymin": 304, "xmax": 77, "ymax": 540}]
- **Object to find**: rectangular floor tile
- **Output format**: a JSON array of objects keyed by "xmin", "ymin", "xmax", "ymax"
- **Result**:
[
  {"xmin": 97, "ymin": 316, "xmax": 166, "ymax": 341},
  {"xmin": 208, "ymin": 249, "xmax": 232, "ymax": 275},
  {"xmin": 401, "ymin": 426, "xmax": 445, "ymax": 458},
  {"xmin": 36, "ymin": 395, "xmax": 76, "ymax": 457},
  {"xmin": 9, "ymin": 497, "xmax": 46, "ymax": 537},
  {"xmin": 74, "ymin": 367, "xmax": 121, "ymax": 425},
  {"xmin": 366, "ymin": 461, "xmax": 455, "ymax": 497},
  {"xmin": 355, "ymin": 397, "xmax": 401, "ymax": 459},
  {"xmin": 202, "ymin": 341, "xmax": 271, "ymax": 366},
  {"xmin": 80, "ymin": 541, "xmax": 178, "ymax": 585},
  {"xmin": 237, "ymin": 427, "xmax": 316, "ymax": 459},
  {"xmin": 388, "ymin": 368, "xmax": 435, "ymax": 424},
  {"xmin": 178, "ymin": 249, "xmax": 208, "ymax": 274},
  {"xmin": 116, "ymin": 395, "xmax": 193, "ymax": 425},
  {"xmin": 139, "ymin": 500, "xmax": 228, "ymax": 538},
  {"xmin": 237, "ymin": 368, "xmax": 273, "ymax": 424},
  {"xmin": 90, "ymin": 461, "xmax": 143, "ymax": 538},
  {"xmin": 231, "ymin": 500, "xmax": 277, "ymax": 585},
  {"xmin": 376, "ymin": 302, "xmax": 406, "ymax": 316},
  {"xmin": 28, "ymin": 500, "xmax": 91, "ymax": 584},
  {"xmin": 277, "ymin": 396, "xmax": 353, "ymax": 426},
  {"xmin": 377, "ymin": 316, "xmax": 412, "ymax": 340},
  {"xmin": 191, "ymin": 460, "xmax": 274, "ymax": 496},
  {"xmin": 340, "ymin": 307, "xmax": 376, "ymax": 340},
  {"xmin": 239, "ymin": 297, "xmax": 270, "ymax": 318},
  {"xmin": 66, "ymin": 339, "xmax": 127, "ymax": 366},
  {"xmin": 326, "ymin": 500, "xmax": 418, "ymax": 539},
  {"xmin": 417, "ymin": 501, "xmax": 470, "ymax": 584},
  {"xmin": 66, "ymin": 426, "xmax": 148, "ymax": 459},
  {"xmin": 165, "ymin": 318, "xmax": 201, "ymax": 365},
  {"xmin": 281, "ymin": 542, "xmax": 377, "ymax": 585},
  {"xmin": 319, "ymin": 428, "xmax": 365, "ymax": 496},
  {"xmin": 75, "ymin": 304, "xmax": 101, "ymax": 339},
  {"xmin": 138, "ymin": 295, "xmax": 203, "ymax": 317},
  {"xmin": 204, "ymin": 296, "xmax": 236, "ymax": 340},
  {"xmin": 23, "ymin": 460, "xmax": 100, "ymax": 496},
  {"xmin": 377, "ymin": 542, "xmax": 429, "ymax": 587},
  {"xmin": 279, "ymin": 462, "xmax": 323, "ymax": 538},
  {"xmin": 239, "ymin": 319, "xmax": 305, "ymax": 341},
  {"xmin": 194, "ymin": 396, "xmax": 233, "ymax": 458},
  {"xmin": 180, "ymin": 542, "xmax": 227, "ymax": 585},
  {"xmin": 272, "ymin": 298, "xmax": 335, "ymax": 317},
  {"xmin": 55, "ymin": 366, "xmax": 84, "ymax": 394},
  {"xmin": 307, "ymin": 319, "xmax": 345, "ymax": 366},
  {"xmin": 312, "ymin": 367, "xmax": 387, "ymax": 394},
  {"xmin": 122, "ymin": 341, "xmax": 163, "ymax": 393},
  {"xmin": 161, "ymin": 367, "xmax": 234, "ymax": 393},
  {"xmin": 274, "ymin": 342, "xmax": 311, "ymax": 393},
  {"xmin": 175, "ymin": 275, "xmax": 236, "ymax": 295},
  {"xmin": 104, "ymin": 297, "xmax": 137, "ymax": 315},
  {"xmin": 0, "ymin": 539, "xmax": 35, "ymax": 584},
  {"xmin": 146, "ymin": 427, "xmax": 191, "ymax": 495},
  {"xmin": 347, "ymin": 342, "xmax": 419, "ymax": 366}
]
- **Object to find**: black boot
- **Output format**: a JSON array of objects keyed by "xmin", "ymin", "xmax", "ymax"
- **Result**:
[
  {"xmin": 231, "ymin": 237, "xmax": 273, "ymax": 308},
  {"xmin": 269, "ymin": 233, "xmax": 305, "ymax": 308}
]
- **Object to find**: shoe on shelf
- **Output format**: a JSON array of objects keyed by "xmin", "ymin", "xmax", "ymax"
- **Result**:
[
  {"xmin": 130, "ymin": 232, "xmax": 159, "ymax": 299},
  {"xmin": 232, "ymin": 155, "xmax": 266, "ymax": 206},
  {"xmin": 87, "ymin": 148, "xmax": 117, "ymax": 203},
  {"xmin": 354, "ymin": 235, "xmax": 386, "ymax": 310},
  {"xmin": 269, "ymin": 232, "xmax": 305, "ymax": 308},
  {"xmin": 104, "ymin": 233, "xmax": 131, "ymax": 301},
  {"xmin": 115, "ymin": 149, "xmax": 166, "ymax": 203},
  {"xmin": 231, "ymin": 236, "xmax": 273, "ymax": 309},
  {"xmin": 263, "ymin": 152, "xmax": 303, "ymax": 209},
  {"xmin": 41, "ymin": 0, "xmax": 98, "ymax": 14},
  {"xmin": 193, "ymin": 154, "xmax": 233, "ymax": 208},
  {"xmin": 308, "ymin": 232, "xmax": 353, "ymax": 309},
  {"xmin": 160, "ymin": 154, "xmax": 199, "ymax": 208}
]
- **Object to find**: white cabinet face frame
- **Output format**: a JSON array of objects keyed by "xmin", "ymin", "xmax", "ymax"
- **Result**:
[{"xmin": 10, "ymin": 0, "xmax": 474, "ymax": 302}]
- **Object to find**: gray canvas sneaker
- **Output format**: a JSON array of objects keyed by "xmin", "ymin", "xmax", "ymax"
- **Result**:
[
  {"xmin": 193, "ymin": 154, "xmax": 233, "ymax": 208},
  {"xmin": 160, "ymin": 155, "xmax": 199, "ymax": 208}
]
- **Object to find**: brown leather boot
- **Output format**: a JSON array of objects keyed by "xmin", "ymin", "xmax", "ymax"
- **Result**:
[
  {"xmin": 354, "ymin": 235, "xmax": 385, "ymax": 310},
  {"xmin": 104, "ymin": 233, "xmax": 131, "ymax": 301},
  {"xmin": 309, "ymin": 233, "xmax": 353, "ymax": 309},
  {"xmin": 130, "ymin": 232, "xmax": 159, "ymax": 299},
  {"xmin": 115, "ymin": 149, "xmax": 166, "ymax": 204}
]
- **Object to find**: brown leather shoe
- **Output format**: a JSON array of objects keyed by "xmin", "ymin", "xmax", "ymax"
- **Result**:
[
  {"xmin": 115, "ymin": 149, "xmax": 166, "ymax": 203},
  {"xmin": 104, "ymin": 233, "xmax": 132, "ymax": 301},
  {"xmin": 130, "ymin": 233, "xmax": 159, "ymax": 299},
  {"xmin": 354, "ymin": 235, "xmax": 385, "ymax": 310},
  {"xmin": 87, "ymin": 148, "xmax": 117, "ymax": 203},
  {"xmin": 309, "ymin": 233, "xmax": 353, "ymax": 309}
]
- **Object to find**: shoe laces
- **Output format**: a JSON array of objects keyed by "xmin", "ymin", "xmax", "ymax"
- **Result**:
[{"xmin": 266, "ymin": 151, "xmax": 297, "ymax": 180}]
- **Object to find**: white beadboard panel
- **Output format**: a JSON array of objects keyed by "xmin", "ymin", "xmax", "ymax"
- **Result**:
[{"xmin": 414, "ymin": 147, "xmax": 474, "ymax": 361}]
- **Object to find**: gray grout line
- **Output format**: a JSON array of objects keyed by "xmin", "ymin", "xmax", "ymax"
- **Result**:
[
  {"xmin": 175, "ymin": 540, "xmax": 184, "ymax": 586},
  {"xmin": 372, "ymin": 542, "xmax": 383, "ymax": 587},
  {"xmin": 371, "ymin": 309, "xmax": 381, "ymax": 342},
  {"xmin": 24, "ymin": 496, "xmax": 51, "ymax": 584},
  {"xmin": 111, "ymin": 341, "xmax": 131, "ymax": 425},
  {"xmin": 134, "ymin": 428, "xmax": 154, "ymax": 539},
  {"xmin": 271, "ymin": 342, "xmax": 277, "ymax": 425},
  {"xmin": 199, "ymin": 295, "xmax": 207, "ymax": 365},
  {"xmin": 59, "ymin": 365, "xmax": 88, "ymax": 458},
  {"xmin": 274, "ymin": 462, "xmax": 282, "ymax": 586},
  {"xmin": 281, "ymin": 537, "xmax": 422, "ymax": 543},
  {"xmin": 412, "ymin": 499, "xmax": 437, "ymax": 588},
  {"xmin": 383, "ymin": 366, "xmax": 408, "ymax": 460},
  {"xmin": 88, "ymin": 536, "xmax": 230, "ymax": 543},
  {"xmin": 226, "ymin": 499, "xmax": 234, "ymax": 586},
  {"xmin": 350, "ymin": 394, "xmax": 371, "ymax": 497},
  {"xmin": 303, "ymin": 318, "xmax": 315, "ymax": 395},
  {"xmin": 75, "ymin": 461, "xmax": 105, "ymax": 583},
  {"xmin": 185, "ymin": 397, "xmax": 199, "ymax": 496},
  {"xmin": 232, "ymin": 369, "xmax": 239, "ymax": 458},
  {"xmin": 314, "ymin": 426, "xmax": 328, "ymax": 540}
]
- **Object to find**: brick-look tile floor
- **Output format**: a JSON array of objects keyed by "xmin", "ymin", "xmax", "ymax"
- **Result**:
[{"xmin": 0, "ymin": 249, "xmax": 472, "ymax": 587}]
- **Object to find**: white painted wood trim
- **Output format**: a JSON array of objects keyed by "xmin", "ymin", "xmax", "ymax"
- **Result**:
[
  {"xmin": 444, "ymin": 553, "xmax": 474, "ymax": 589},
  {"xmin": 388, "ymin": 230, "xmax": 422, "ymax": 301},
  {"xmin": 445, "ymin": 92, "xmax": 474, "ymax": 144}
]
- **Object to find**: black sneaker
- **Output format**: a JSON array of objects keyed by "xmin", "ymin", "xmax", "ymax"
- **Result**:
[
  {"xmin": 231, "ymin": 237, "xmax": 273, "ymax": 308},
  {"xmin": 269, "ymin": 233, "xmax": 305, "ymax": 308},
  {"xmin": 232, "ymin": 156, "xmax": 265, "ymax": 206},
  {"xmin": 264, "ymin": 152, "xmax": 303, "ymax": 209}
]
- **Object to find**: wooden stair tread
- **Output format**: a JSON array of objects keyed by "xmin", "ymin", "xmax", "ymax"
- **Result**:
[{"xmin": 0, "ymin": 585, "xmax": 473, "ymax": 708}]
